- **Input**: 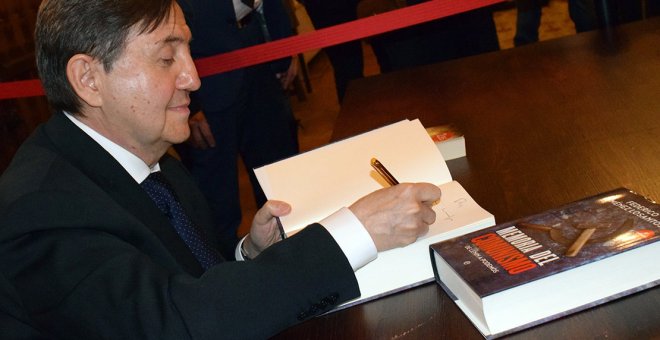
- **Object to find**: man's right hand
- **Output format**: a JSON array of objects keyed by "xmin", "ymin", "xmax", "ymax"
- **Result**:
[{"xmin": 348, "ymin": 183, "xmax": 442, "ymax": 251}]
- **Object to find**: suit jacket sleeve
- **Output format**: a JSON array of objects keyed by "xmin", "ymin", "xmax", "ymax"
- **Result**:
[
  {"xmin": 263, "ymin": 0, "xmax": 294, "ymax": 42},
  {"xmin": 262, "ymin": 0, "xmax": 296, "ymax": 73},
  {"xmin": 1, "ymin": 169, "xmax": 359, "ymax": 339},
  {"xmin": 0, "ymin": 273, "xmax": 49, "ymax": 339},
  {"xmin": 0, "ymin": 116, "xmax": 360, "ymax": 339}
]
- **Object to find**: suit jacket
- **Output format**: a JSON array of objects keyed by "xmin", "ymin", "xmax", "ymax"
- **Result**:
[
  {"xmin": 0, "ymin": 113, "xmax": 360, "ymax": 339},
  {"xmin": 0, "ymin": 273, "xmax": 49, "ymax": 339},
  {"xmin": 178, "ymin": 0, "xmax": 294, "ymax": 112}
]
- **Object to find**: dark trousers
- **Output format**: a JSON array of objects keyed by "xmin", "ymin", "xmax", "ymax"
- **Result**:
[
  {"xmin": 515, "ymin": 0, "xmax": 597, "ymax": 46},
  {"xmin": 302, "ymin": 1, "xmax": 363, "ymax": 102}
]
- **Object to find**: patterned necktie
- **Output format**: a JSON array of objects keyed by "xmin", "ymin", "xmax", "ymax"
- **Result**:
[{"xmin": 141, "ymin": 172, "xmax": 221, "ymax": 270}]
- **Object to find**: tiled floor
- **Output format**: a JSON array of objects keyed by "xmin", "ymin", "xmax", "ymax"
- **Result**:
[{"xmin": 237, "ymin": 0, "xmax": 577, "ymax": 235}]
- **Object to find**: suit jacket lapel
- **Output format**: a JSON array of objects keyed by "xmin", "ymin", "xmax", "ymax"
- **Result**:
[{"xmin": 43, "ymin": 113, "xmax": 204, "ymax": 275}]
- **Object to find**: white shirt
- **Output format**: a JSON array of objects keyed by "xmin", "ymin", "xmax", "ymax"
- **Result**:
[
  {"xmin": 233, "ymin": 0, "xmax": 263, "ymax": 21},
  {"xmin": 65, "ymin": 113, "xmax": 377, "ymax": 270}
]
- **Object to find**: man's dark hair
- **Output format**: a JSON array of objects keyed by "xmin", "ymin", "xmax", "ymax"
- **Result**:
[{"xmin": 35, "ymin": 0, "xmax": 176, "ymax": 114}]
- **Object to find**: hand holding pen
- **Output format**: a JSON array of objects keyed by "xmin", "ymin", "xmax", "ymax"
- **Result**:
[
  {"xmin": 371, "ymin": 157, "xmax": 441, "ymax": 206},
  {"xmin": 244, "ymin": 200, "xmax": 290, "ymax": 259},
  {"xmin": 344, "ymin": 158, "xmax": 442, "ymax": 251}
]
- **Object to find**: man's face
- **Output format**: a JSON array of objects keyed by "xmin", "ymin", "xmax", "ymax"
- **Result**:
[{"xmin": 89, "ymin": 4, "xmax": 200, "ymax": 162}]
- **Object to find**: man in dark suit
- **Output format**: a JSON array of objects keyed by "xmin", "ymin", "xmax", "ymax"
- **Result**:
[
  {"xmin": 369, "ymin": 1, "xmax": 500, "ymax": 73},
  {"xmin": 296, "ymin": 0, "xmax": 363, "ymax": 102},
  {"xmin": 175, "ymin": 0, "xmax": 300, "ymax": 257},
  {"xmin": 0, "ymin": 0, "xmax": 442, "ymax": 338}
]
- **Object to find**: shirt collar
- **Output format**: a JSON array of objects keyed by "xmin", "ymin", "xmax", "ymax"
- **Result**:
[{"xmin": 64, "ymin": 112, "xmax": 160, "ymax": 183}]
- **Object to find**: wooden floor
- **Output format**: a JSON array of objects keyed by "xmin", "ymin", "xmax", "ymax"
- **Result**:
[{"xmin": 237, "ymin": 0, "xmax": 578, "ymax": 235}]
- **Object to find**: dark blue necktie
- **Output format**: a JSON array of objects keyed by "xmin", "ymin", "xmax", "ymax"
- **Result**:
[{"xmin": 141, "ymin": 171, "xmax": 221, "ymax": 270}]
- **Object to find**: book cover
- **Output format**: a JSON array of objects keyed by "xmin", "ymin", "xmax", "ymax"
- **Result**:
[
  {"xmin": 426, "ymin": 124, "xmax": 462, "ymax": 143},
  {"xmin": 425, "ymin": 124, "xmax": 465, "ymax": 161},
  {"xmin": 430, "ymin": 188, "xmax": 660, "ymax": 337}
]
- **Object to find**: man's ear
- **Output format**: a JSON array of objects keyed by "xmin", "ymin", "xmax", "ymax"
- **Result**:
[{"xmin": 66, "ymin": 54, "xmax": 103, "ymax": 108}]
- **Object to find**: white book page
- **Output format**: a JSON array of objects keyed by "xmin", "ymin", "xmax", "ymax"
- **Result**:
[
  {"xmin": 255, "ymin": 119, "xmax": 495, "ymax": 308},
  {"xmin": 255, "ymin": 119, "xmax": 453, "ymax": 233}
]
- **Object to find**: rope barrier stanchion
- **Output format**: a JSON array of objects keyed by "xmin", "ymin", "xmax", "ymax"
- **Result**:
[{"xmin": 0, "ymin": 0, "xmax": 503, "ymax": 100}]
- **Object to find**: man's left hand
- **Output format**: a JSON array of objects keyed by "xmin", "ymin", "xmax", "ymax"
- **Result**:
[
  {"xmin": 244, "ymin": 200, "xmax": 292, "ymax": 258},
  {"xmin": 276, "ymin": 58, "xmax": 298, "ymax": 90}
]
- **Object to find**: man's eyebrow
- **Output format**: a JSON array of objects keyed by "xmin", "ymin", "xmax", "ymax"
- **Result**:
[{"xmin": 160, "ymin": 35, "xmax": 187, "ymax": 45}]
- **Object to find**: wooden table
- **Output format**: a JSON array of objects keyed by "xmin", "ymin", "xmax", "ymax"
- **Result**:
[{"xmin": 274, "ymin": 17, "xmax": 660, "ymax": 339}]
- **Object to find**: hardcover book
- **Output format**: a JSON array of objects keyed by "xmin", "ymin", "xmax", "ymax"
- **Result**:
[
  {"xmin": 254, "ymin": 119, "xmax": 495, "ymax": 309},
  {"xmin": 430, "ymin": 188, "xmax": 660, "ymax": 338},
  {"xmin": 425, "ymin": 124, "xmax": 465, "ymax": 161}
]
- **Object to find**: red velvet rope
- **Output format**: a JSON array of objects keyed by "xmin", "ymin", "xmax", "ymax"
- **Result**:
[{"xmin": 0, "ymin": 0, "xmax": 503, "ymax": 100}]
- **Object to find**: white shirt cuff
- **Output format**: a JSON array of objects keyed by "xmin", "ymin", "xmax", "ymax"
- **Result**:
[
  {"xmin": 236, "ymin": 208, "xmax": 378, "ymax": 269},
  {"xmin": 320, "ymin": 207, "xmax": 377, "ymax": 271},
  {"xmin": 235, "ymin": 235, "xmax": 248, "ymax": 261}
]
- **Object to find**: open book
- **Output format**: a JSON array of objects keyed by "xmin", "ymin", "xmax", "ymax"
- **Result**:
[{"xmin": 254, "ymin": 119, "xmax": 495, "ymax": 309}]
